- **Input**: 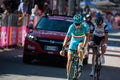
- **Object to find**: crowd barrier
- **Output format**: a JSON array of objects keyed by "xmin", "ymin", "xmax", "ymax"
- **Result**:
[{"xmin": 0, "ymin": 13, "xmax": 30, "ymax": 48}]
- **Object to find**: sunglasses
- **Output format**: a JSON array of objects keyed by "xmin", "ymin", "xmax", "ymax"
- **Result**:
[{"xmin": 75, "ymin": 23, "xmax": 80, "ymax": 26}]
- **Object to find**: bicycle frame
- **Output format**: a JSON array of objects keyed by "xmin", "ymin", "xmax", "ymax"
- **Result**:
[
  {"xmin": 68, "ymin": 49, "xmax": 83, "ymax": 80},
  {"xmin": 92, "ymin": 45, "xmax": 102, "ymax": 80}
]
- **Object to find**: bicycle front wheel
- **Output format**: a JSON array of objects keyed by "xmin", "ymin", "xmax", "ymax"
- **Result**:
[
  {"xmin": 93, "ymin": 56, "xmax": 101, "ymax": 80},
  {"xmin": 68, "ymin": 61, "xmax": 74, "ymax": 80}
]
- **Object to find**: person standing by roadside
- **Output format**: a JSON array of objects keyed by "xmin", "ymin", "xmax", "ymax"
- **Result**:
[
  {"xmin": 18, "ymin": 0, "xmax": 29, "ymax": 26},
  {"xmin": 18, "ymin": 0, "xmax": 29, "ymax": 16},
  {"xmin": 43, "ymin": 2, "xmax": 52, "ymax": 16}
]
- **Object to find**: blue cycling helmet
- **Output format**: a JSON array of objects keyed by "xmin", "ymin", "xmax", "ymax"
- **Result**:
[
  {"xmin": 73, "ymin": 14, "xmax": 83, "ymax": 24},
  {"xmin": 96, "ymin": 12, "xmax": 102, "ymax": 18}
]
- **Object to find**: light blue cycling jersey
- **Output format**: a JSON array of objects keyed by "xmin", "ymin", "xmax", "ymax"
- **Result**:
[{"xmin": 67, "ymin": 22, "xmax": 89, "ymax": 51}]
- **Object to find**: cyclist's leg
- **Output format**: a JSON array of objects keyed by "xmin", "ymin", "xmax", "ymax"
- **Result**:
[
  {"xmin": 89, "ymin": 41, "xmax": 95, "ymax": 76},
  {"xmin": 100, "ymin": 39, "xmax": 107, "ymax": 55},
  {"xmin": 76, "ymin": 43, "xmax": 84, "ymax": 80},
  {"xmin": 100, "ymin": 38, "xmax": 107, "ymax": 64},
  {"xmin": 89, "ymin": 35, "xmax": 101, "ymax": 76},
  {"xmin": 78, "ymin": 42, "xmax": 84, "ymax": 63},
  {"xmin": 66, "ymin": 51, "xmax": 72, "ymax": 78}
]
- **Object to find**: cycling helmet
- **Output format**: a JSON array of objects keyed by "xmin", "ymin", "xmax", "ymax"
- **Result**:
[
  {"xmin": 95, "ymin": 17, "xmax": 103, "ymax": 25},
  {"xmin": 73, "ymin": 14, "xmax": 83, "ymax": 24},
  {"xmin": 86, "ymin": 14, "xmax": 92, "ymax": 21},
  {"xmin": 96, "ymin": 12, "xmax": 102, "ymax": 18}
]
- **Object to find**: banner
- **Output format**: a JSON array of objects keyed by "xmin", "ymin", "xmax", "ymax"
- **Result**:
[
  {"xmin": 8, "ymin": 26, "xmax": 18, "ymax": 46},
  {"xmin": 0, "ymin": 26, "xmax": 8, "ymax": 47},
  {"xmin": 17, "ymin": 26, "xmax": 29, "ymax": 46}
]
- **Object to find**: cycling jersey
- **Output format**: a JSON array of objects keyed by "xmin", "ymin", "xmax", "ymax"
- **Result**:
[
  {"xmin": 86, "ymin": 21, "xmax": 94, "ymax": 33},
  {"xmin": 90, "ymin": 22, "xmax": 108, "ymax": 37},
  {"xmin": 67, "ymin": 22, "xmax": 89, "ymax": 51}
]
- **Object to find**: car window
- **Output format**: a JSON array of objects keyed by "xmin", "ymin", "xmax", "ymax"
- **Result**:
[{"xmin": 36, "ymin": 17, "xmax": 72, "ymax": 32}]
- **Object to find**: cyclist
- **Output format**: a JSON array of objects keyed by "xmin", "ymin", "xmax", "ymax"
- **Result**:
[
  {"xmin": 89, "ymin": 14, "xmax": 108, "ymax": 76},
  {"xmin": 61, "ymin": 14, "xmax": 89, "ymax": 80},
  {"xmin": 84, "ymin": 14, "xmax": 95, "ymax": 64}
]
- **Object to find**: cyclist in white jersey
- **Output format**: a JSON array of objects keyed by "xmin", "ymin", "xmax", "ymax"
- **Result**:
[{"xmin": 89, "ymin": 16, "xmax": 108, "ymax": 76}]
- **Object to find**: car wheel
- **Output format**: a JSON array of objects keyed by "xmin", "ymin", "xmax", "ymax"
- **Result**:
[{"xmin": 23, "ymin": 54, "xmax": 33, "ymax": 64}]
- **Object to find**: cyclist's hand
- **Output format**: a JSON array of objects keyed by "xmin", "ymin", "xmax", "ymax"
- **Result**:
[
  {"xmin": 60, "ymin": 48, "xmax": 66, "ymax": 56},
  {"xmin": 102, "ymin": 43, "xmax": 107, "ymax": 48}
]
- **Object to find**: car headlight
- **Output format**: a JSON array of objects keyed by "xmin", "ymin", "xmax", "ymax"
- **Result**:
[{"xmin": 27, "ymin": 34, "xmax": 38, "ymax": 41}]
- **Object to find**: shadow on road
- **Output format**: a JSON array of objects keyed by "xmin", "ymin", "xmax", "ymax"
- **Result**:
[
  {"xmin": 0, "ymin": 47, "xmax": 120, "ymax": 80},
  {"xmin": 0, "ymin": 30, "xmax": 120, "ymax": 80}
]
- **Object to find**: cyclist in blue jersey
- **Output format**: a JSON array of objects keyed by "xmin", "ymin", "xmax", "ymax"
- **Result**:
[{"xmin": 62, "ymin": 14, "xmax": 89, "ymax": 80}]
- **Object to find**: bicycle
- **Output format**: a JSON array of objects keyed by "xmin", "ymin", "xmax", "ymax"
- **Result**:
[
  {"xmin": 60, "ymin": 47, "xmax": 84, "ymax": 80},
  {"xmin": 92, "ymin": 45, "xmax": 102, "ymax": 80}
]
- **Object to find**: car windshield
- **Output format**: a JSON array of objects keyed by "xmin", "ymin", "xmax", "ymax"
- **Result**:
[{"xmin": 36, "ymin": 17, "xmax": 72, "ymax": 32}]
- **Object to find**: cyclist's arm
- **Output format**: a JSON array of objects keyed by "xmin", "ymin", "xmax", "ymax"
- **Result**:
[
  {"xmin": 89, "ymin": 22, "xmax": 95, "ymax": 40},
  {"xmin": 83, "ymin": 33, "xmax": 89, "ymax": 48},
  {"xmin": 83, "ymin": 22, "xmax": 89, "ymax": 48},
  {"xmin": 104, "ymin": 33, "xmax": 108, "ymax": 44},
  {"xmin": 63, "ymin": 24, "xmax": 73, "ymax": 48},
  {"xmin": 104, "ymin": 25, "xmax": 108, "ymax": 44},
  {"xmin": 63, "ymin": 35, "xmax": 70, "ymax": 48}
]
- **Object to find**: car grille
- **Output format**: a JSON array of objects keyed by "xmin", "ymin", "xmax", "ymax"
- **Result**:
[{"xmin": 36, "ymin": 38, "xmax": 63, "ymax": 51}]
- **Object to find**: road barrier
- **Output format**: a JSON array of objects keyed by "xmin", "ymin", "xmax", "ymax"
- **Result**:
[{"xmin": 0, "ymin": 13, "xmax": 30, "ymax": 48}]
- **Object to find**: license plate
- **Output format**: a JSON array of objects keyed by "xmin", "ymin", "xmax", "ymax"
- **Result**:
[{"xmin": 44, "ymin": 45, "xmax": 58, "ymax": 51}]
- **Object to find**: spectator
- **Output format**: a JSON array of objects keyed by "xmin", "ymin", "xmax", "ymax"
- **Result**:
[
  {"xmin": 30, "ymin": 4, "xmax": 44, "ymax": 28},
  {"xmin": 34, "ymin": 0, "xmax": 44, "ymax": 11},
  {"xmin": 3, "ymin": 0, "xmax": 20, "ymax": 13},
  {"xmin": 74, "ymin": 4, "xmax": 81, "ymax": 15},
  {"xmin": 30, "ymin": 4, "xmax": 43, "ymax": 21},
  {"xmin": 43, "ymin": 2, "xmax": 52, "ymax": 16},
  {"xmin": 18, "ymin": 0, "xmax": 29, "ymax": 16},
  {"xmin": 52, "ymin": 9, "xmax": 58, "ymax": 15},
  {"xmin": 0, "ymin": 4, "xmax": 4, "ymax": 13}
]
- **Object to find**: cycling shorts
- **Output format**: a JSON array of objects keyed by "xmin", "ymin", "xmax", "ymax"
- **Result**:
[
  {"xmin": 92, "ymin": 35, "xmax": 105, "ymax": 45},
  {"xmin": 68, "ymin": 50, "xmax": 74, "ymax": 54}
]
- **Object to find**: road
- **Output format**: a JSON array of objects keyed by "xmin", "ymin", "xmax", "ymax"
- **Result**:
[{"xmin": 0, "ymin": 30, "xmax": 120, "ymax": 80}]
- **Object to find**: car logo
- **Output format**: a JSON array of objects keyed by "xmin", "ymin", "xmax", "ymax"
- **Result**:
[{"xmin": 50, "ymin": 40, "xmax": 55, "ymax": 44}]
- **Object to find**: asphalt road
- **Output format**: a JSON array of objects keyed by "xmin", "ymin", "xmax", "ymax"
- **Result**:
[{"xmin": 0, "ymin": 30, "xmax": 120, "ymax": 80}]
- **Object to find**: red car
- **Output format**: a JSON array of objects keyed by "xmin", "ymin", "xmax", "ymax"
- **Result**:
[
  {"xmin": 23, "ymin": 15, "xmax": 88, "ymax": 65},
  {"xmin": 23, "ymin": 15, "xmax": 73, "ymax": 64}
]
